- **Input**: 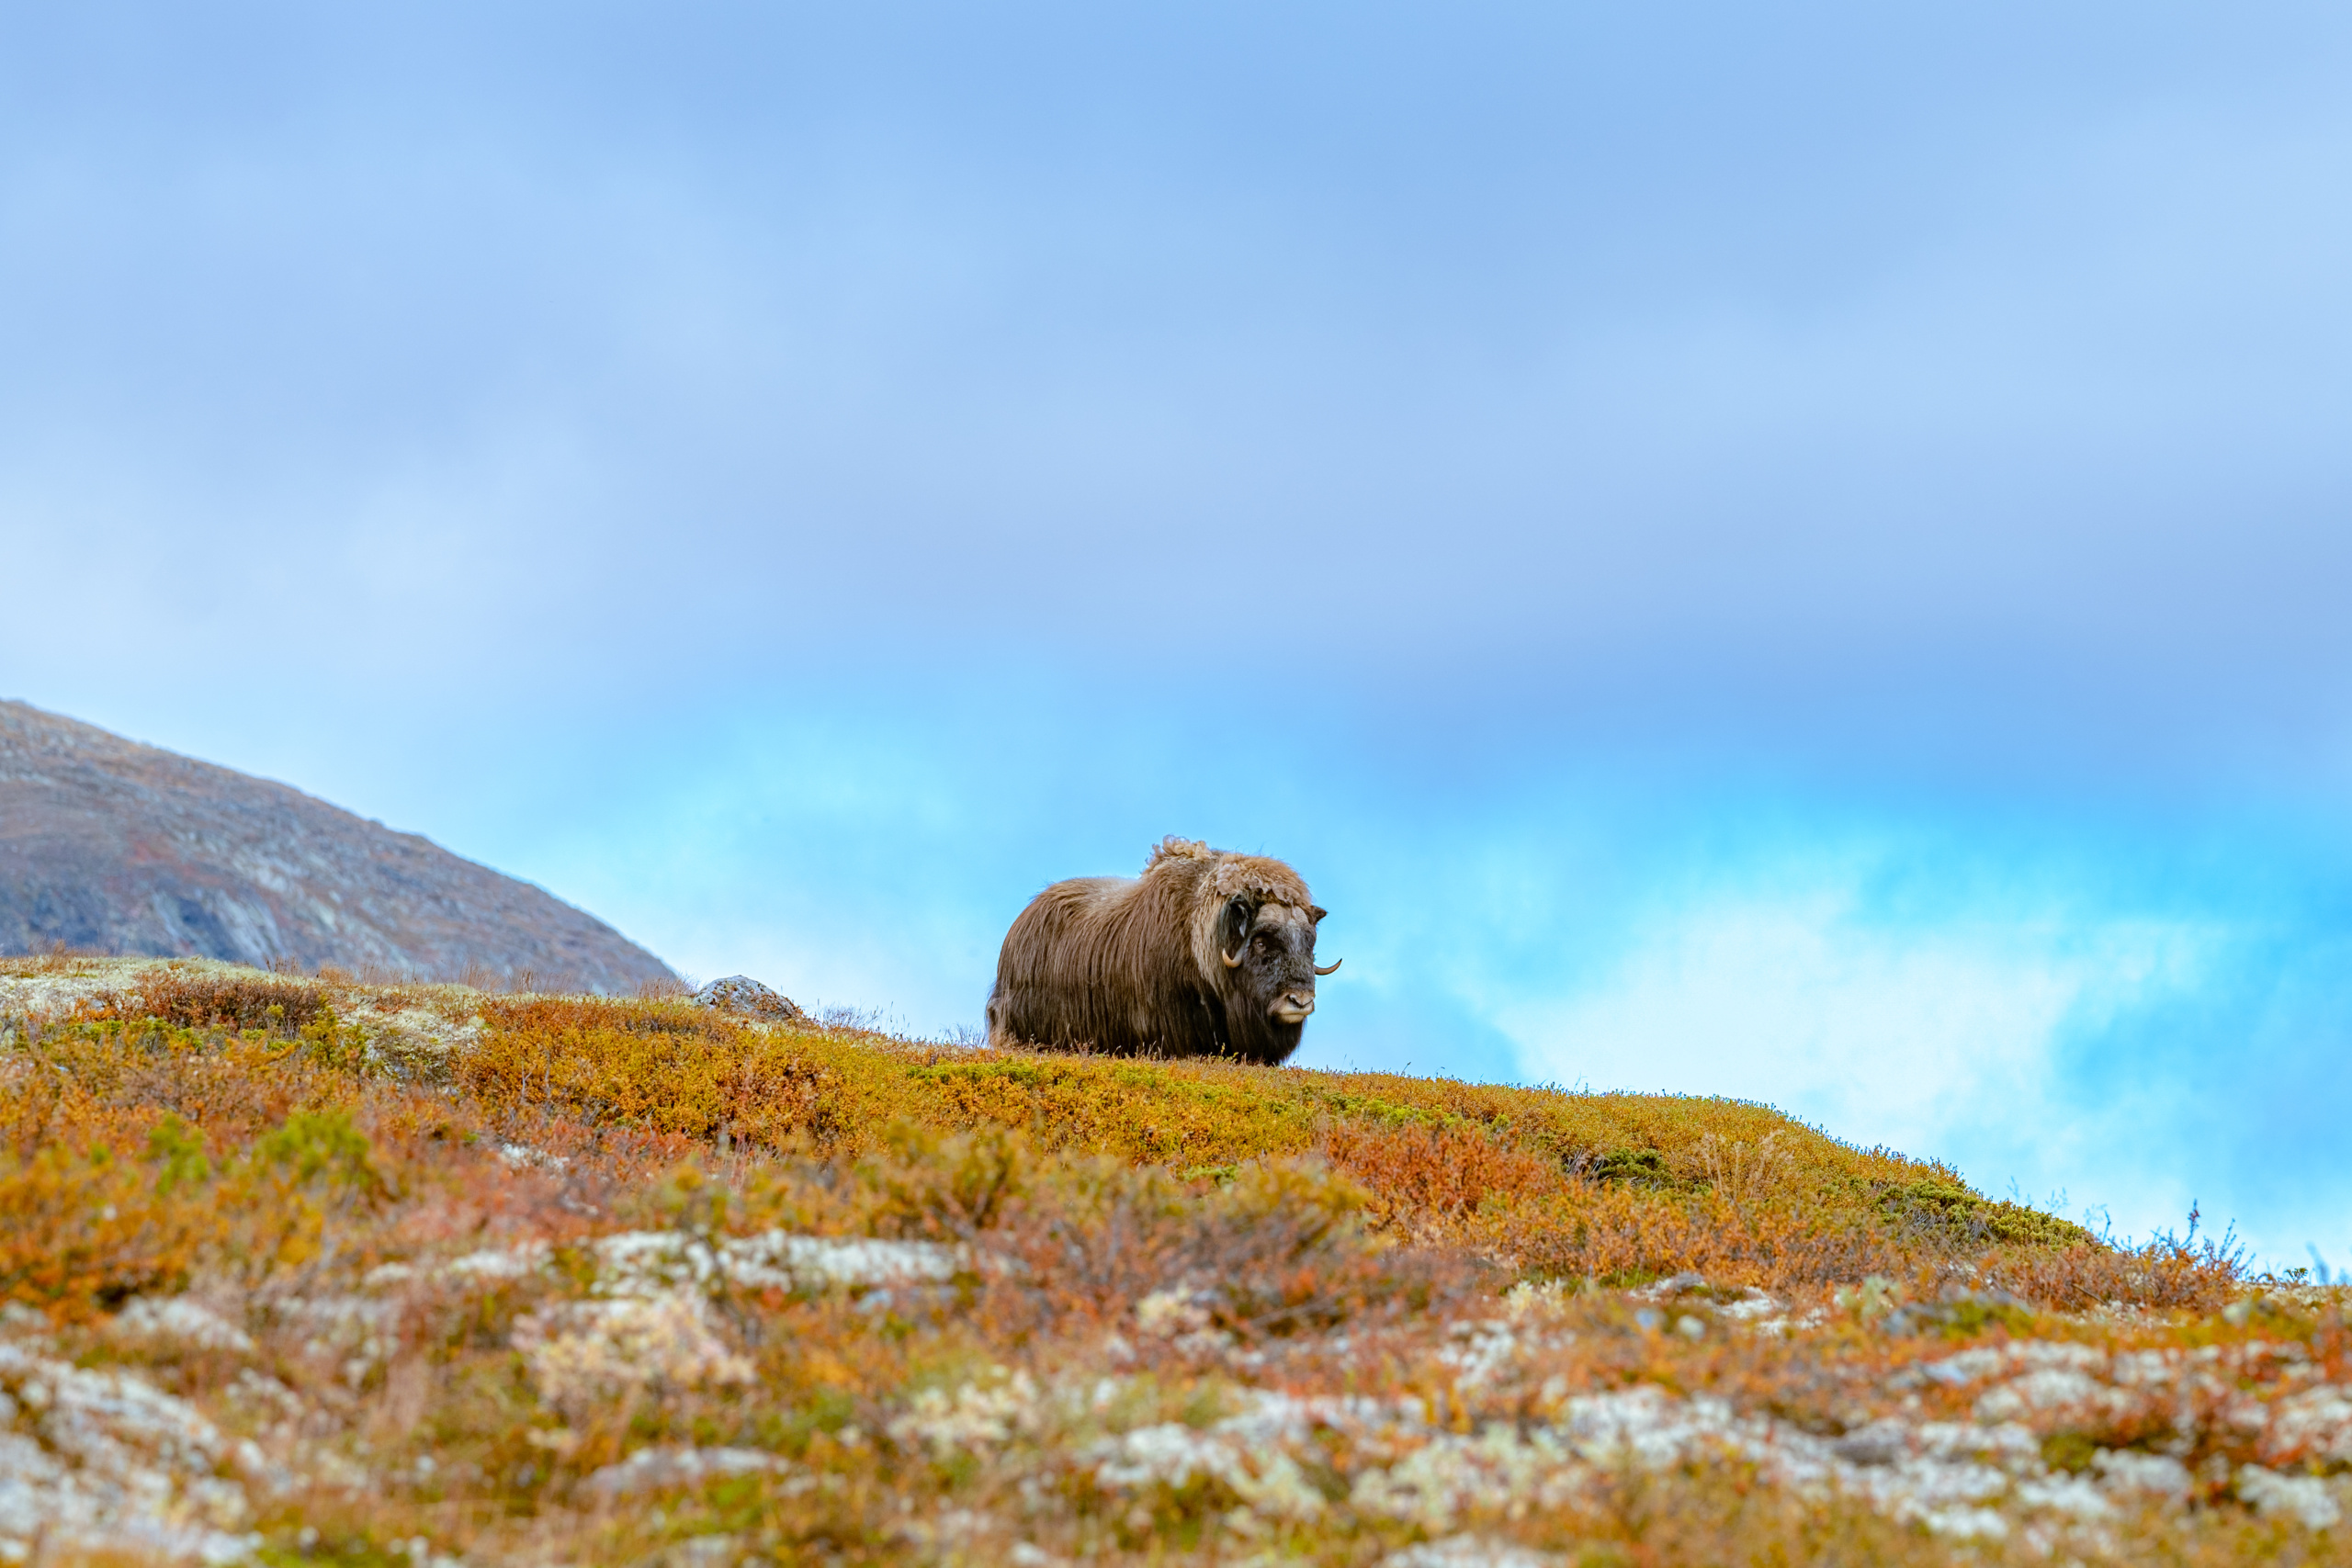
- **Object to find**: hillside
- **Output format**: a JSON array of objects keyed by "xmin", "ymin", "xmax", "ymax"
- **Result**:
[
  {"xmin": 0, "ymin": 701, "xmax": 674, "ymax": 993},
  {"xmin": 0, "ymin": 955, "xmax": 2342, "ymax": 1568}
]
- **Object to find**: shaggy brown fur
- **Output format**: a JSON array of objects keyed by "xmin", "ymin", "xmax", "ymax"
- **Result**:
[{"xmin": 987, "ymin": 838, "xmax": 1335, "ymax": 1064}]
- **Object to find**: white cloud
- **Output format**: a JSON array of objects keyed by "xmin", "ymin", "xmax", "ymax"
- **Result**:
[{"xmin": 1492, "ymin": 866, "xmax": 2212, "ymax": 1182}]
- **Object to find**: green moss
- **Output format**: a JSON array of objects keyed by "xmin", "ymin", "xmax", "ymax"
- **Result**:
[
  {"xmin": 144, "ymin": 1114, "xmax": 212, "ymax": 1194},
  {"xmin": 1974, "ymin": 1200, "xmax": 2098, "ymax": 1248},
  {"xmin": 1877, "ymin": 1179, "xmax": 2095, "ymax": 1249},
  {"xmin": 255, "ymin": 1109, "xmax": 388, "ymax": 1197},
  {"xmin": 2040, "ymin": 1429, "xmax": 2100, "ymax": 1474},
  {"xmin": 1305, "ymin": 1089, "xmax": 1438, "ymax": 1128},
  {"xmin": 1589, "ymin": 1147, "xmax": 1675, "ymax": 1188}
]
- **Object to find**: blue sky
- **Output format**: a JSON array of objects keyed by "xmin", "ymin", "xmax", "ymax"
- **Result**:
[{"xmin": 6, "ymin": 3, "xmax": 2352, "ymax": 1263}]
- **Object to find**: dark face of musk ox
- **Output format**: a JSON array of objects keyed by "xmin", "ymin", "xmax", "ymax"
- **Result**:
[{"xmin": 1217, "ymin": 895, "xmax": 1332, "ymax": 1055}]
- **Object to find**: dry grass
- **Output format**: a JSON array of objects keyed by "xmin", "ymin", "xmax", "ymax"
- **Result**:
[{"xmin": 0, "ymin": 963, "xmax": 2329, "ymax": 1568}]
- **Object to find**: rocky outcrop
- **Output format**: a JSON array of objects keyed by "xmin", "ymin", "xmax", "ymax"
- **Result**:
[
  {"xmin": 689, "ymin": 975, "xmax": 808, "ymax": 1024},
  {"xmin": 0, "ymin": 700, "xmax": 675, "ymax": 994}
]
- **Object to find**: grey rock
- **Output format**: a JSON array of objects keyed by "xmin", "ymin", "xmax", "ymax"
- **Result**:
[
  {"xmin": 1831, "ymin": 1422, "xmax": 1911, "ymax": 1467},
  {"xmin": 690, "ymin": 975, "xmax": 808, "ymax": 1023}
]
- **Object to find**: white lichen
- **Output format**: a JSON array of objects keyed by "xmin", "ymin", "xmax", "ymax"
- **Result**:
[
  {"xmin": 580, "ymin": 1444, "xmax": 781, "ymax": 1498},
  {"xmin": 888, "ymin": 1371, "xmax": 1041, "ymax": 1457},
  {"xmin": 0, "ymin": 1340, "xmax": 261, "ymax": 1564},
  {"xmin": 108, "ymin": 1297, "xmax": 254, "ymax": 1356},
  {"xmin": 514, "ymin": 1292, "xmax": 754, "ymax": 1410},
  {"xmin": 2236, "ymin": 1464, "xmax": 2343, "ymax": 1529}
]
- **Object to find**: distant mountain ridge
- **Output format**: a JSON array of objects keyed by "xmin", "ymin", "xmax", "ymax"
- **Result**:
[{"xmin": 0, "ymin": 700, "xmax": 675, "ymax": 993}]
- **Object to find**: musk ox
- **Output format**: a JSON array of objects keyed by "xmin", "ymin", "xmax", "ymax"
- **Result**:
[{"xmin": 986, "ymin": 837, "xmax": 1340, "ymax": 1064}]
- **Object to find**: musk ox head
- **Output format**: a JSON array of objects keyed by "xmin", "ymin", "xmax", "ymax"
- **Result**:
[
  {"xmin": 1215, "ymin": 890, "xmax": 1335, "ymax": 1023},
  {"xmin": 1159, "ymin": 839, "xmax": 1340, "ymax": 1059}
]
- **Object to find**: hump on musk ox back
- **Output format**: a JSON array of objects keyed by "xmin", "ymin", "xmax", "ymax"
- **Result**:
[{"xmin": 985, "ymin": 836, "xmax": 1335, "ymax": 1065}]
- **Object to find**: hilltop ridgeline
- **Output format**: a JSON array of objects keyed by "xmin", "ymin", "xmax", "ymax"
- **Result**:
[
  {"xmin": 0, "ymin": 700, "xmax": 674, "ymax": 994},
  {"xmin": 0, "ymin": 957, "xmax": 2292, "ymax": 1567}
]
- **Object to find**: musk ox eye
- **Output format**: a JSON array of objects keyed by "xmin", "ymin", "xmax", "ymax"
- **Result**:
[{"xmin": 1222, "ymin": 897, "xmax": 1251, "ymax": 943}]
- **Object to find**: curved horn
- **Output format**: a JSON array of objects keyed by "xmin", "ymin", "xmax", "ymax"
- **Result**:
[
  {"xmin": 1314, "ymin": 957, "xmax": 1342, "ymax": 976},
  {"xmin": 1221, "ymin": 944, "xmax": 1245, "ymax": 968}
]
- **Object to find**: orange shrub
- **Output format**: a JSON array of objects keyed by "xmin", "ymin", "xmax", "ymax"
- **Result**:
[
  {"xmin": 0, "ymin": 1145, "xmax": 217, "ymax": 1317},
  {"xmin": 1323, "ymin": 1116, "xmax": 1569, "ymax": 1228},
  {"xmin": 81, "ymin": 965, "xmax": 330, "ymax": 1032}
]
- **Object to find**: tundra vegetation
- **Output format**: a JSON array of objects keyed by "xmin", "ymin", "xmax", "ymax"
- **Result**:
[{"xmin": 1, "ymin": 954, "xmax": 2346, "ymax": 1567}]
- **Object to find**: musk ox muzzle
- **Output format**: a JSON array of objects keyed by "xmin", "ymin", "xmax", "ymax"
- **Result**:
[{"xmin": 985, "ymin": 836, "xmax": 1340, "ymax": 1064}]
